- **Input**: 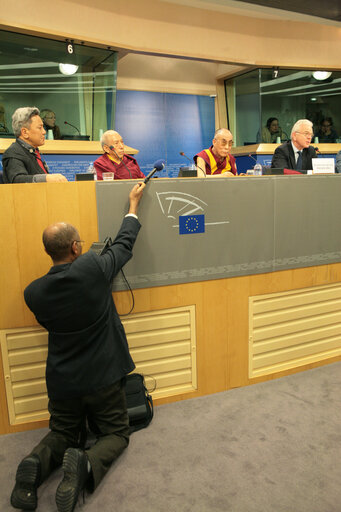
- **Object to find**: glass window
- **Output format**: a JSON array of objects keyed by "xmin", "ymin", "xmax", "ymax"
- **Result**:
[
  {"xmin": 0, "ymin": 29, "xmax": 117, "ymax": 140},
  {"xmin": 225, "ymin": 68, "xmax": 341, "ymax": 146}
]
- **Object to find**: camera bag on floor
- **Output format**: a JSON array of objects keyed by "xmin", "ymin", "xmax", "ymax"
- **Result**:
[{"xmin": 125, "ymin": 373, "xmax": 154, "ymax": 433}]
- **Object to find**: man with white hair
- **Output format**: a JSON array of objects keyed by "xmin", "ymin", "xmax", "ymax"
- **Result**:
[
  {"xmin": 94, "ymin": 130, "xmax": 145, "ymax": 180},
  {"xmin": 271, "ymin": 119, "xmax": 317, "ymax": 172},
  {"xmin": 2, "ymin": 107, "xmax": 67, "ymax": 183}
]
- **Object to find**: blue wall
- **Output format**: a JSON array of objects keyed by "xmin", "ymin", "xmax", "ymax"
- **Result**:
[
  {"xmin": 115, "ymin": 91, "xmax": 215, "ymax": 177},
  {"xmin": 0, "ymin": 92, "xmax": 215, "ymax": 180}
]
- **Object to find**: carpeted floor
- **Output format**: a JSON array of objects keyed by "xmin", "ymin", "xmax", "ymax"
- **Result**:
[{"xmin": 1, "ymin": 361, "xmax": 340, "ymax": 512}]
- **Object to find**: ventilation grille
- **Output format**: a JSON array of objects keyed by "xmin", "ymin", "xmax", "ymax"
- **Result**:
[
  {"xmin": 0, "ymin": 306, "xmax": 197, "ymax": 425},
  {"xmin": 249, "ymin": 283, "xmax": 341, "ymax": 378}
]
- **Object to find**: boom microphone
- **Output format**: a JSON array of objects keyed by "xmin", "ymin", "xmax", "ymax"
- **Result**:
[
  {"xmin": 180, "ymin": 151, "xmax": 206, "ymax": 177},
  {"xmin": 144, "ymin": 159, "xmax": 165, "ymax": 183},
  {"xmin": 64, "ymin": 120, "xmax": 81, "ymax": 135}
]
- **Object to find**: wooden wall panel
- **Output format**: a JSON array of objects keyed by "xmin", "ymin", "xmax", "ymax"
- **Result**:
[{"xmin": 1, "ymin": 183, "xmax": 341, "ymax": 433}]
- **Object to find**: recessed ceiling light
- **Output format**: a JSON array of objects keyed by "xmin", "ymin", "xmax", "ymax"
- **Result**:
[
  {"xmin": 312, "ymin": 71, "xmax": 332, "ymax": 81},
  {"xmin": 310, "ymin": 97, "xmax": 317, "ymax": 102},
  {"xmin": 24, "ymin": 47, "xmax": 38, "ymax": 52}
]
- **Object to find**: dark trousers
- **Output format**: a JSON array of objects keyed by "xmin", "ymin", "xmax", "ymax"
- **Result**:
[{"xmin": 29, "ymin": 380, "xmax": 129, "ymax": 491}]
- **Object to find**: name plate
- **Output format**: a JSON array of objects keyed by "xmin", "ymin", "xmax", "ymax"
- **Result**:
[{"xmin": 312, "ymin": 158, "xmax": 335, "ymax": 174}]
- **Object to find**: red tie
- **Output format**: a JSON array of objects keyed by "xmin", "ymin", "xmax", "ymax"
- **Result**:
[{"xmin": 35, "ymin": 149, "xmax": 47, "ymax": 173}]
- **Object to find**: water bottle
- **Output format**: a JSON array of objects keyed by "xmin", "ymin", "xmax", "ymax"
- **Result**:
[
  {"xmin": 87, "ymin": 162, "xmax": 97, "ymax": 180},
  {"xmin": 253, "ymin": 163, "xmax": 262, "ymax": 176}
]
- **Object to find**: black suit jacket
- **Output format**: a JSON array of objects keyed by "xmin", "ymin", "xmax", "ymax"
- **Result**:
[
  {"xmin": 2, "ymin": 140, "xmax": 47, "ymax": 183},
  {"xmin": 24, "ymin": 216, "xmax": 140, "ymax": 400},
  {"xmin": 271, "ymin": 141, "xmax": 317, "ymax": 173}
]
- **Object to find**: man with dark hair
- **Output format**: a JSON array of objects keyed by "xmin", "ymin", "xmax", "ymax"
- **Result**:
[
  {"xmin": 10, "ymin": 182, "xmax": 145, "ymax": 512},
  {"xmin": 2, "ymin": 106, "xmax": 67, "ymax": 183}
]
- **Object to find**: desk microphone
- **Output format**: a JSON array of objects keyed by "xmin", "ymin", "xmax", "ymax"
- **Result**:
[
  {"xmin": 179, "ymin": 151, "xmax": 206, "ymax": 177},
  {"xmin": 144, "ymin": 159, "xmax": 165, "ymax": 183},
  {"xmin": 248, "ymin": 153, "xmax": 258, "ymax": 164},
  {"xmin": 313, "ymin": 147, "xmax": 320, "ymax": 154},
  {"xmin": 64, "ymin": 120, "xmax": 81, "ymax": 135}
]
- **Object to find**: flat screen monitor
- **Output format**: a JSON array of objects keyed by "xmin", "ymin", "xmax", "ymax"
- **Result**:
[
  {"xmin": 75, "ymin": 173, "xmax": 95, "ymax": 181},
  {"xmin": 178, "ymin": 166, "xmax": 197, "ymax": 177}
]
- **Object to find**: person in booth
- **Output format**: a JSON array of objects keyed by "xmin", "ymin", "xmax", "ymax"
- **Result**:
[
  {"xmin": 40, "ymin": 109, "xmax": 62, "ymax": 140},
  {"xmin": 94, "ymin": 130, "xmax": 145, "ymax": 180},
  {"xmin": 194, "ymin": 128, "xmax": 237, "ymax": 177},
  {"xmin": 10, "ymin": 182, "xmax": 145, "ymax": 512},
  {"xmin": 2, "ymin": 107, "xmax": 67, "ymax": 183},
  {"xmin": 260, "ymin": 117, "xmax": 286, "ymax": 143},
  {"xmin": 271, "ymin": 119, "xmax": 317, "ymax": 173}
]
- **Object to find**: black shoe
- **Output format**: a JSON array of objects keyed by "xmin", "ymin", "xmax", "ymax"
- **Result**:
[
  {"xmin": 55, "ymin": 448, "xmax": 89, "ymax": 512},
  {"xmin": 10, "ymin": 455, "xmax": 41, "ymax": 510}
]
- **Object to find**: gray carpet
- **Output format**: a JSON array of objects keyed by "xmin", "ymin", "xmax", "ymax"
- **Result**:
[{"xmin": 1, "ymin": 362, "xmax": 340, "ymax": 512}]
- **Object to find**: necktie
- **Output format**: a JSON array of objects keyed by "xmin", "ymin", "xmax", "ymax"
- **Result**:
[
  {"xmin": 35, "ymin": 149, "xmax": 47, "ymax": 173},
  {"xmin": 296, "ymin": 150, "xmax": 303, "ymax": 171}
]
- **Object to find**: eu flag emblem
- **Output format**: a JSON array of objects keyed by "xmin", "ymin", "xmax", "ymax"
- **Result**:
[{"xmin": 179, "ymin": 214, "xmax": 205, "ymax": 235}]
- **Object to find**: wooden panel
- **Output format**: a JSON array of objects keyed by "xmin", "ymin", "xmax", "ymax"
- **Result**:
[
  {"xmin": 0, "ymin": 139, "xmax": 138, "ymax": 155},
  {"xmin": 0, "ymin": 305, "xmax": 197, "ymax": 425},
  {"xmin": 249, "ymin": 283, "xmax": 341, "ymax": 377},
  {"xmin": 1, "ymin": 183, "xmax": 341, "ymax": 433}
]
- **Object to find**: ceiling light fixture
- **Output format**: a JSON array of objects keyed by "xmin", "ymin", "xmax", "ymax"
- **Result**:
[
  {"xmin": 58, "ymin": 63, "xmax": 79, "ymax": 76},
  {"xmin": 312, "ymin": 71, "xmax": 332, "ymax": 81}
]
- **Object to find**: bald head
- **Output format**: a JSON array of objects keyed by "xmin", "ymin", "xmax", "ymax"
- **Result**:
[
  {"xmin": 43, "ymin": 222, "xmax": 80, "ymax": 263},
  {"xmin": 100, "ymin": 130, "xmax": 125, "ymax": 161},
  {"xmin": 101, "ymin": 130, "xmax": 121, "ymax": 147}
]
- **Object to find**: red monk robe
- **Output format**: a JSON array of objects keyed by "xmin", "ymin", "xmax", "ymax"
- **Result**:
[
  {"xmin": 94, "ymin": 153, "xmax": 145, "ymax": 180},
  {"xmin": 194, "ymin": 145, "xmax": 237, "ymax": 175}
]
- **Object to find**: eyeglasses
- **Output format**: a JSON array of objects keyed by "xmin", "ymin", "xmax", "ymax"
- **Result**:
[
  {"xmin": 295, "ymin": 131, "xmax": 313, "ymax": 137},
  {"xmin": 216, "ymin": 138, "xmax": 234, "ymax": 146}
]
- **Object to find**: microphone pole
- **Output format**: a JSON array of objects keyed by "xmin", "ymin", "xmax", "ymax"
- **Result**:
[
  {"xmin": 109, "ymin": 145, "xmax": 132, "ymax": 178},
  {"xmin": 64, "ymin": 121, "xmax": 81, "ymax": 135},
  {"xmin": 179, "ymin": 151, "xmax": 206, "ymax": 177}
]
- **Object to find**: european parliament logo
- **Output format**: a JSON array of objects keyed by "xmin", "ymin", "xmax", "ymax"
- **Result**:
[{"xmin": 179, "ymin": 214, "xmax": 205, "ymax": 235}]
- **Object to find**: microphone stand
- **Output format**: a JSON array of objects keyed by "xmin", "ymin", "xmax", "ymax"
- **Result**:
[{"xmin": 180, "ymin": 151, "xmax": 206, "ymax": 177}]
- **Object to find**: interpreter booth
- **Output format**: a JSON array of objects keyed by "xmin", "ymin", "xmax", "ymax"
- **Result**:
[{"xmin": 1, "ymin": 173, "xmax": 341, "ymax": 436}]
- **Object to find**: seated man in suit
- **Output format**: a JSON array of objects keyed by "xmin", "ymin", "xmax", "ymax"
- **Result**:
[
  {"xmin": 94, "ymin": 130, "xmax": 145, "ymax": 180},
  {"xmin": 2, "ymin": 107, "xmax": 67, "ymax": 183},
  {"xmin": 194, "ymin": 128, "xmax": 237, "ymax": 177},
  {"xmin": 271, "ymin": 119, "xmax": 317, "ymax": 173}
]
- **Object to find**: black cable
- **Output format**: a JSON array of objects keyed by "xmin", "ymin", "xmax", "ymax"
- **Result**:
[
  {"xmin": 117, "ymin": 267, "xmax": 135, "ymax": 316},
  {"xmin": 109, "ymin": 145, "xmax": 132, "ymax": 178}
]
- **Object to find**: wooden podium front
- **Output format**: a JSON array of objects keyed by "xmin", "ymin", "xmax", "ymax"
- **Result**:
[{"xmin": 1, "ymin": 180, "xmax": 341, "ymax": 435}]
